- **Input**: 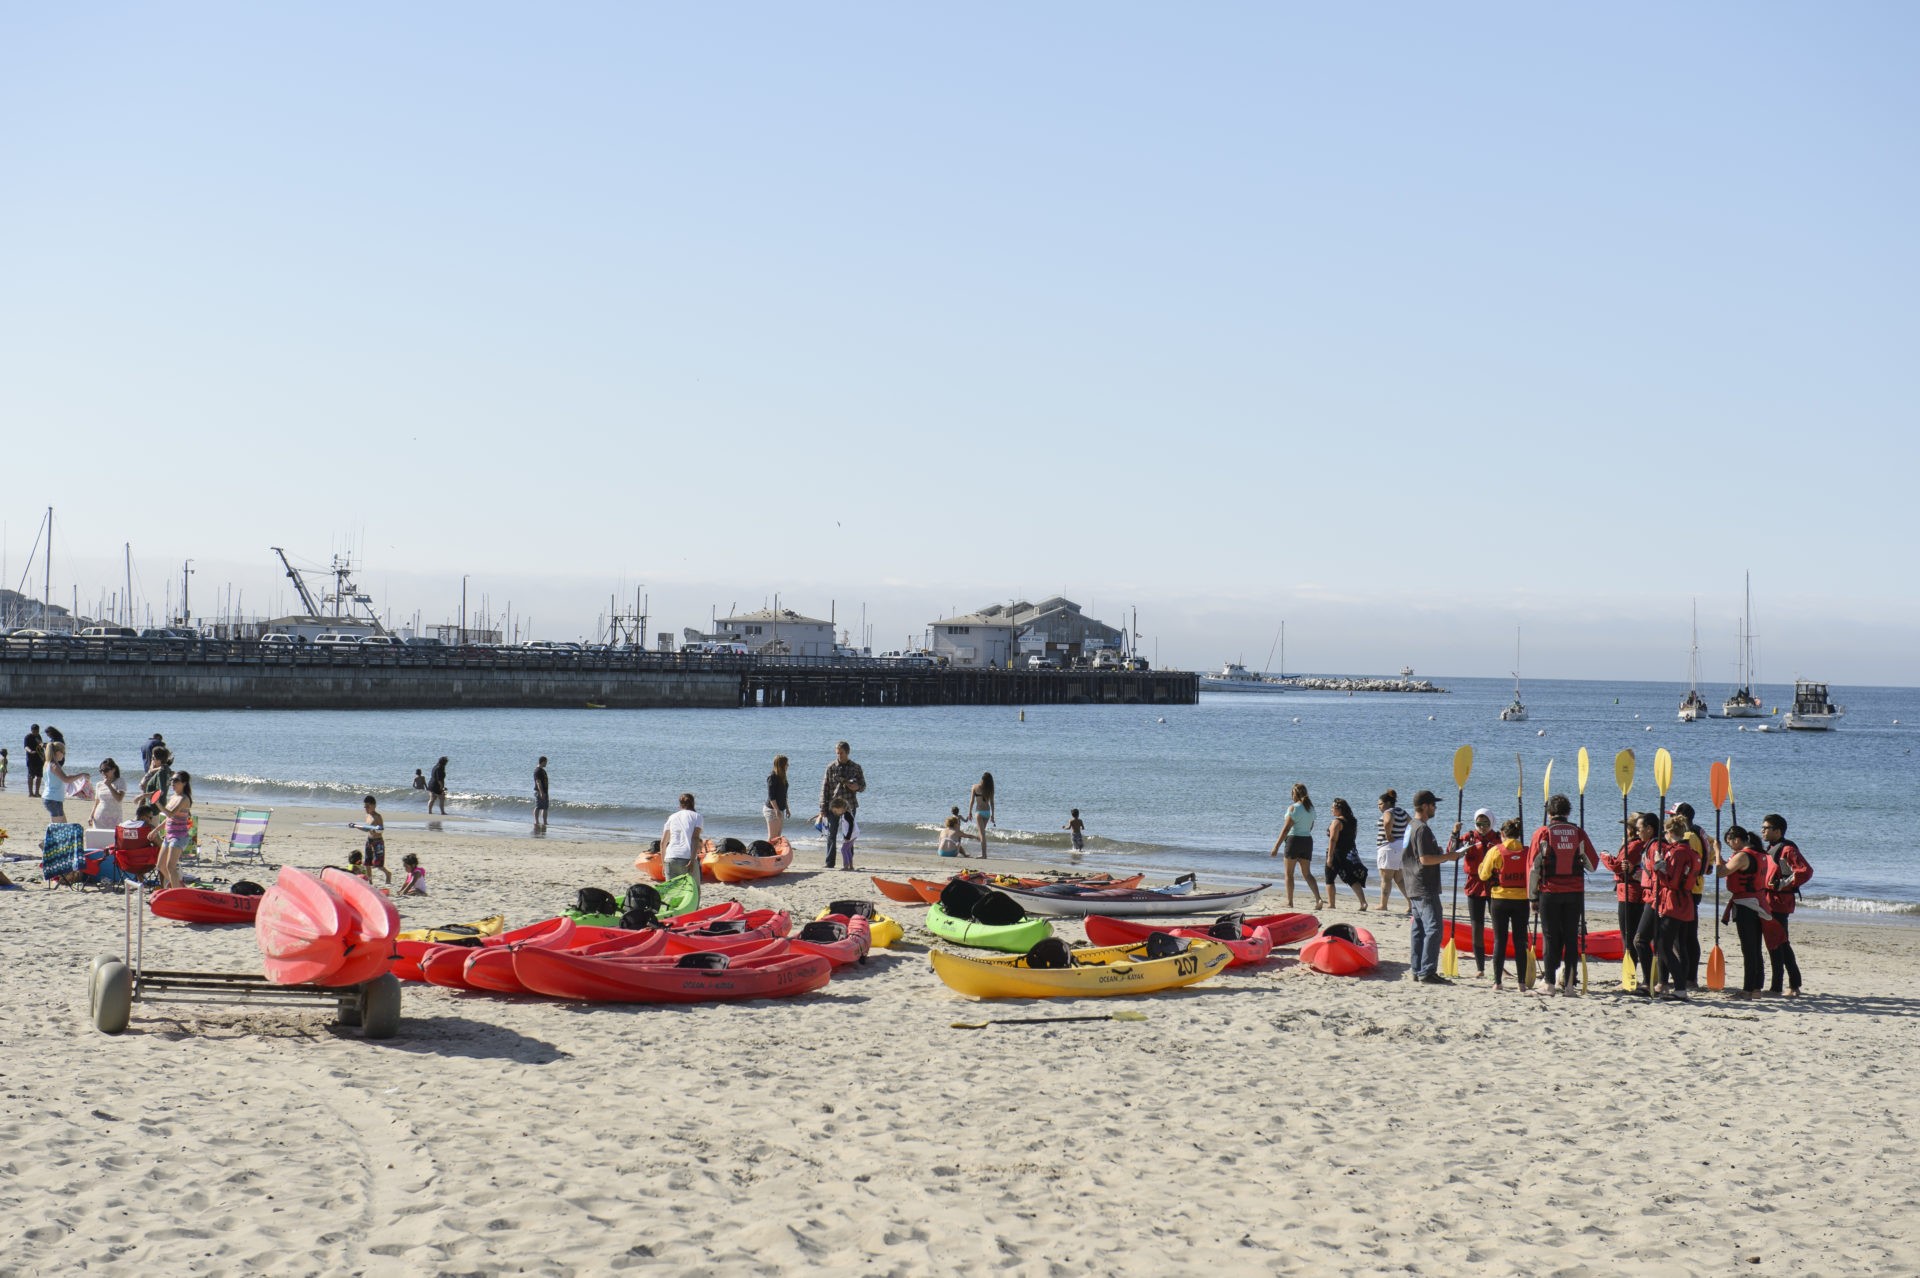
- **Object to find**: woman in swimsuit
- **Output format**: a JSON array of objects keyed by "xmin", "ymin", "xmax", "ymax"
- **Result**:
[
  {"xmin": 158, "ymin": 772, "xmax": 194, "ymax": 890},
  {"xmin": 967, "ymin": 773, "xmax": 996, "ymax": 860}
]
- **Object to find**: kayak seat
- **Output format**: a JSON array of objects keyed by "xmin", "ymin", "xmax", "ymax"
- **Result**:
[
  {"xmin": 939, "ymin": 877, "xmax": 993, "ymax": 919},
  {"xmin": 1025, "ymin": 937, "xmax": 1076, "ymax": 969},
  {"xmin": 718, "ymin": 837, "xmax": 748, "ymax": 855},
  {"xmin": 622, "ymin": 883, "xmax": 662, "ymax": 914},
  {"xmin": 1143, "ymin": 932, "xmax": 1191, "ymax": 960},
  {"xmin": 1323, "ymin": 923, "xmax": 1359, "ymax": 944},
  {"xmin": 677, "ymin": 952, "xmax": 731, "ymax": 970},
  {"xmin": 971, "ymin": 890, "xmax": 1027, "ymax": 927},
  {"xmin": 699, "ymin": 919, "xmax": 749, "ymax": 936},
  {"xmin": 747, "ymin": 839, "xmax": 777, "ymax": 858},
  {"xmin": 827, "ymin": 899, "xmax": 874, "ymax": 919},
  {"xmin": 1208, "ymin": 912, "xmax": 1246, "ymax": 940},
  {"xmin": 799, "ymin": 921, "xmax": 847, "ymax": 943}
]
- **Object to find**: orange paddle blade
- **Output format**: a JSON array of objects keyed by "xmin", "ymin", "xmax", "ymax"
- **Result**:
[
  {"xmin": 1710, "ymin": 759, "xmax": 1731, "ymax": 811},
  {"xmin": 1706, "ymin": 944, "xmax": 1727, "ymax": 991}
]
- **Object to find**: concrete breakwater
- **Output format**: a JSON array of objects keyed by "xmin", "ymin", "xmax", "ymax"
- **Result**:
[
  {"xmin": 1278, "ymin": 676, "xmax": 1448, "ymax": 694},
  {"xmin": 0, "ymin": 642, "xmax": 1197, "ymax": 710}
]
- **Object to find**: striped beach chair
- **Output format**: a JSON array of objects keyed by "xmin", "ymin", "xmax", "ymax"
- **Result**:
[{"xmin": 210, "ymin": 808, "xmax": 272, "ymax": 864}]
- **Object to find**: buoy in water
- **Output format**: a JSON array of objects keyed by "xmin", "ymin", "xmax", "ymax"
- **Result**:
[
  {"xmin": 1536, "ymin": 729, "xmax": 1545, "ymax": 737},
  {"xmin": 1157, "ymin": 717, "xmax": 1167, "ymax": 724},
  {"xmin": 1291, "ymin": 717, "xmax": 1301, "ymax": 724},
  {"xmin": 1645, "ymin": 725, "xmax": 1654, "ymax": 732},
  {"xmin": 1018, "ymin": 710, "xmax": 1026, "ymax": 723},
  {"xmin": 1427, "ymin": 715, "xmax": 1435, "ymax": 721}
]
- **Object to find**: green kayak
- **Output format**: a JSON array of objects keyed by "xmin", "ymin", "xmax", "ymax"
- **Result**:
[
  {"xmin": 565, "ymin": 874, "xmax": 702, "ymax": 926},
  {"xmin": 927, "ymin": 901, "xmax": 1054, "ymax": 953}
]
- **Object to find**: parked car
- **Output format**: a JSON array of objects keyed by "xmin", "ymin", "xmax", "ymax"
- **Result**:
[
  {"xmin": 682, "ymin": 641, "xmax": 750, "ymax": 657},
  {"xmin": 401, "ymin": 636, "xmax": 445, "ymax": 648},
  {"xmin": 877, "ymin": 650, "xmax": 934, "ymax": 668},
  {"xmin": 5, "ymin": 628, "xmax": 73, "ymax": 647},
  {"xmin": 258, "ymin": 632, "xmax": 301, "ymax": 646},
  {"xmin": 1124, "ymin": 656, "xmax": 1150, "ymax": 672},
  {"xmin": 526, "ymin": 640, "xmax": 584, "ymax": 653},
  {"xmin": 313, "ymin": 632, "xmax": 363, "ymax": 649},
  {"xmin": 1090, "ymin": 650, "xmax": 1120, "ymax": 669},
  {"xmin": 77, "ymin": 626, "xmax": 140, "ymax": 640},
  {"xmin": 138, "ymin": 627, "xmax": 198, "ymax": 642},
  {"xmin": 358, "ymin": 634, "xmax": 402, "ymax": 648}
]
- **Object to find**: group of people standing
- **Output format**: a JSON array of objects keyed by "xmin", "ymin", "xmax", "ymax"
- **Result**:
[
  {"xmin": 14, "ymin": 725, "xmax": 197, "ymax": 891},
  {"xmin": 1270, "ymin": 777, "xmax": 1812, "ymax": 997}
]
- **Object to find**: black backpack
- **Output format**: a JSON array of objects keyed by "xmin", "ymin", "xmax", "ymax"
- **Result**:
[
  {"xmin": 230, "ymin": 880, "xmax": 266, "ymax": 897},
  {"xmin": 1208, "ymin": 913, "xmax": 1246, "ymax": 940},
  {"xmin": 1025, "ymin": 936, "xmax": 1075, "ymax": 969},
  {"xmin": 939, "ymin": 877, "xmax": 992, "ymax": 919},
  {"xmin": 574, "ymin": 886, "xmax": 619, "ymax": 917},
  {"xmin": 971, "ymin": 890, "xmax": 1026, "ymax": 927}
]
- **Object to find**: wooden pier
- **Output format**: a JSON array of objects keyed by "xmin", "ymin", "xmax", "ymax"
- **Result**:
[{"xmin": 743, "ymin": 665, "xmax": 1195, "ymax": 708}]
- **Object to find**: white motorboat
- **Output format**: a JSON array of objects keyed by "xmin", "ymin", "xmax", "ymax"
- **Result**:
[
  {"xmin": 1199, "ymin": 662, "xmax": 1288, "ymax": 694},
  {"xmin": 1781, "ymin": 680, "xmax": 1845, "ymax": 731},
  {"xmin": 1400, "ymin": 665, "xmax": 1415, "ymax": 678},
  {"xmin": 1723, "ymin": 573, "xmax": 1768, "ymax": 718},
  {"xmin": 1499, "ymin": 627, "xmax": 1527, "ymax": 721}
]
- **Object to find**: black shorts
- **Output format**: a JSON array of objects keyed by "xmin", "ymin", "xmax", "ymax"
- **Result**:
[
  {"xmin": 1285, "ymin": 836, "xmax": 1315, "ymax": 860},
  {"xmin": 364, "ymin": 839, "xmax": 387, "ymax": 869}
]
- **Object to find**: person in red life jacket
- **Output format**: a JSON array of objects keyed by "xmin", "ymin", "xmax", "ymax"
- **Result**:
[
  {"xmin": 1526, "ymin": 794, "xmax": 1599, "ymax": 994},
  {"xmin": 1760, "ymin": 813, "xmax": 1812, "ymax": 996},
  {"xmin": 1666, "ymin": 801, "xmax": 1711, "ymax": 989},
  {"xmin": 1715, "ymin": 825, "xmax": 1774, "ymax": 997},
  {"xmin": 1627, "ymin": 812, "xmax": 1664, "ymax": 994},
  {"xmin": 1649, "ymin": 814, "xmax": 1700, "ymax": 999},
  {"xmin": 1476, "ymin": 818, "xmax": 1532, "ymax": 990},
  {"xmin": 1448, "ymin": 807, "xmax": 1501, "ymax": 977},
  {"xmin": 1603, "ymin": 811, "xmax": 1652, "ymax": 963}
]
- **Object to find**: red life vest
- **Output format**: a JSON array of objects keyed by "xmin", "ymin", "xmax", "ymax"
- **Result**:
[
  {"xmin": 1533, "ymin": 821, "xmax": 1591, "ymax": 894},
  {"xmin": 1612, "ymin": 840, "xmax": 1646, "ymax": 904},
  {"xmin": 1767, "ymin": 840, "xmax": 1808, "ymax": 915},
  {"xmin": 1654, "ymin": 841, "xmax": 1698, "ymax": 920},
  {"xmin": 1461, "ymin": 829, "xmax": 1499, "ymax": 896},
  {"xmin": 1725, "ymin": 850, "xmax": 1769, "ymax": 901},
  {"xmin": 1494, "ymin": 842, "xmax": 1529, "ymax": 890}
]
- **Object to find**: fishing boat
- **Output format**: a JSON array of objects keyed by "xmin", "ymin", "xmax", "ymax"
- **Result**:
[
  {"xmin": 1723, "ymin": 573, "xmax": 1766, "ymax": 718},
  {"xmin": 1678, "ymin": 602, "xmax": 1708, "ymax": 722},
  {"xmin": 1198, "ymin": 662, "xmax": 1287, "ymax": 694},
  {"xmin": 1399, "ymin": 665, "xmax": 1415, "ymax": 678},
  {"xmin": 1499, "ymin": 628, "xmax": 1527, "ymax": 722},
  {"xmin": 1781, "ymin": 681, "xmax": 1845, "ymax": 731}
]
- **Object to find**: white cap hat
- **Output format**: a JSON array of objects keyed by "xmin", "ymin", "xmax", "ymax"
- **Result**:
[{"xmin": 1473, "ymin": 807, "xmax": 1493, "ymax": 820}]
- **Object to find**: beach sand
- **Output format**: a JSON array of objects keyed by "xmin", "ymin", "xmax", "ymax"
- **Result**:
[{"xmin": 3, "ymin": 787, "xmax": 1918, "ymax": 1276}]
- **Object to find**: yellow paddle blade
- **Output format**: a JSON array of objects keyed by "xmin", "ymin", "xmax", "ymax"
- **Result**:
[
  {"xmin": 1654, "ymin": 747, "xmax": 1674, "ymax": 797},
  {"xmin": 1452, "ymin": 744, "xmax": 1474, "ymax": 791},
  {"xmin": 1577, "ymin": 747, "xmax": 1591, "ymax": 796},
  {"xmin": 1542, "ymin": 758, "xmax": 1554, "ymax": 805},
  {"xmin": 1111, "ymin": 1011, "xmax": 1149, "ymax": 1022},
  {"xmin": 1709, "ymin": 760, "xmax": 1731, "ymax": 811},
  {"xmin": 1439, "ymin": 939, "xmax": 1459, "ymax": 978},
  {"xmin": 1706, "ymin": 945, "xmax": 1726, "ymax": 991},
  {"xmin": 1619, "ymin": 953, "xmax": 1637, "ymax": 991},
  {"xmin": 1725, "ymin": 757, "xmax": 1735, "ymax": 804},
  {"xmin": 1515, "ymin": 753, "xmax": 1524, "ymax": 798},
  {"xmin": 1614, "ymin": 748, "xmax": 1635, "ymax": 797}
]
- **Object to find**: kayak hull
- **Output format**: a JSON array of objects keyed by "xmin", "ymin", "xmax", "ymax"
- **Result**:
[
  {"xmin": 1441, "ymin": 921, "xmax": 1626, "ymax": 961},
  {"xmin": 926, "ymin": 902, "xmax": 1053, "ymax": 953},
  {"xmin": 930, "ymin": 938, "xmax": 1232, "ymax": 999},
  {"xmin": 871, "ymin": 876, "xmax": 926, "ymax": 905},
  {"xmin": 255, "ymin": 867, "xmax": 351, "ymax": 985},
  {"xmin": 1299, "ymin": 926, "xmax": 1380, "ymax": 976},
  {"xmin": 997, "ymin": 882, "xmax": 1272, "ymax": 918},
  {"xmin": 705, "ymin": 836, "xmax": 794, "ymax": 883},
  {"xmin": 1083, "ymin": 915, "xmax": 1275, "ymax": 966},
  {"xmin": 150, "ymin": 888, "xmax": 261, "ymax": 925},
  {"xmin": 514, "ymin": 947, "xmax": 831, "ymax": 1003}
]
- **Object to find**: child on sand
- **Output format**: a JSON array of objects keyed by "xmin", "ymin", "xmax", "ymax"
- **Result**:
[
  {"xmin": 1064, "ymin": 809, "xmax": 1086, "ymax": 855},
  {"xmin": 829, "ymin": 798, "xmax": 858, "ymax": 870},
  {"xmin": 399, "ymin": 853, "xmax": 426, "ymax": 895},
  {"xmin": 349, "ymin": 795, "xmax": 390, "ymax": 884},
  {"xmin": 937, "ymin": 814, "xmax": 975, "ymax": 858}
]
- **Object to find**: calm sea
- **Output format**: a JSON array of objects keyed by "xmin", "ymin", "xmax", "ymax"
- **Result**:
[{"xmin": 19, "ymin": 676, "xmax": 1919, "ymax": 918}]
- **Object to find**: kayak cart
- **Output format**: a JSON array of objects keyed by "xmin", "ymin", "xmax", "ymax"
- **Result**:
[{"xmin": 87, "ymin": 841, "xmax": 401, "ymax": 1039}]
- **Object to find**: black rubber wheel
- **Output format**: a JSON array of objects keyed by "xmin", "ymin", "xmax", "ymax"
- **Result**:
[
  {"xmin": 359, "ymin": 974, "xmax": 401, "ymax": 1040},
  {"xmin": 91, "ymin": 960, "xmax": 133, "ymax": 1035},
  {"xmin": 336, "ymin": 994, "xmax": 363, "ymax": 1028}
]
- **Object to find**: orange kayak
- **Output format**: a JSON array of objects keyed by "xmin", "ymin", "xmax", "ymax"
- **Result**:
[
  {"xmin": 872, "ymin": 876, "xmax": 927, "ymax": 904},
  {"xmin": 705, "ymin": 836, "xmax": 793, "ymax": 884}
]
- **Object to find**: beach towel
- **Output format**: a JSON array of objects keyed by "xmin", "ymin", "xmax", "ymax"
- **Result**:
[
  {"xmin": 40, "ymin": 823, "xmax": 87, "ymax": 880},
  {"xmin": 65, "ymin": 776, "xmax": 95, "ymax": 801}
]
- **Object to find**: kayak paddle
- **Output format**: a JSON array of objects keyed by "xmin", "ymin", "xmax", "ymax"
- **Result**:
[
  {"xmin": 1652, "ymin": 748, "xmax": 1673, "ymax": 993},
  {"xmin": 1441, "ymin": 744, "xmax": 1472, "ymax": 979},
  {"xmin": 1516, "ymin": 753, "xmax": 1533, "ymax": 990},
  {"xmin": 1577, "ymin": 746, "xmax": 1591, "ymax": 994},
  {"xmin": 1706, "ymin": 759, "xmax": 1731, "ymax": 991},
  {"xmin": 1616, "ymin": 748, "xmax": 1638, "ymax": 992},
  {"xmin": 950, "ymin": 1010, "xmax": 1148, "ymax": 1030}
]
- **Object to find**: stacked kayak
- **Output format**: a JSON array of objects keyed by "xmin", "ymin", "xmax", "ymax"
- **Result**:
[
  {"xmin": 515, "ymin": 945, "xmax": 831, "ymax": 1003},
  {"xmin": 565, "ymin": 875, "xmax": 702, "ymax": 926},
  {"xmin": 790, "ymin": 915, "xmax": 871, "ymax": 967},
  {"xmin": 931, "ymin": 935, "xmax": 1232, "ymax": 999},
  {"xmin": 872, "ymin": 876, "xmax": 928, "ymax": 905},
  {"xmin": 151, "ymin": 887, "xmax": 263, "ymax": 925},
  {"xmin": 926, "ymin": 878, "xmax": 1053, "ymax": 953},
  {"xmin": 1440, "ymin": 921, "xmax": 1626, "ymax": 961},
  {"xmin": 397, "ymin": 915, "xmax": 506, "ymax": 944},
  {"xmin": 818, "ymin": 899, "xmax": 903, "ymax": 949},
  {"xmin": 997, "ymin": 877, "xmax": 1271, "ymax": 918},
  {"xmin": 1082, "ymin": 912, "xmax": 1311, "ymax": 967},
  {"xmin": 254, "ymin": 866, "xmax": 399, "ymax": 986},
  {"xmin": 705, "ymin": 837, "xmax": 793, "ymax": 883},
  {"xmin": 1298, "ymin": 924, "xmax": 1380, "ymax": 976}
]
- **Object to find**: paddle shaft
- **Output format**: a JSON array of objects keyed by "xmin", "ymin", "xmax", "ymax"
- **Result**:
[
  {"xmin": 1449, "ymin": 786, "xmax": 1463, "ymax": 932},
  {"xmin": 1713, "ymin": 806, "xmax": 1723, "ymax": 945},
  {"xmin": 1578, "ymin": 791, "xmax": 1588, "ymax": 991}
]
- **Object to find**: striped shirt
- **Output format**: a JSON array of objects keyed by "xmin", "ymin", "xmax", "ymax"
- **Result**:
[{"xmin": 1377, "ymin": 805, "xmax": 1410, "ymax": 848}]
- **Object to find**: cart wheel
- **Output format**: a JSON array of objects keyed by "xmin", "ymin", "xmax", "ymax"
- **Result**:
[
  {"xmin": 359, "ymin": 974, "xmax": 401, "ymax": 1040},
  {"xmin": 88, "ymin": 955, "xmax": 120, "ymax": 1018},
  {"xmin": 336, "ymin": 994, "xmax": 363, "ymax": 1028},
  {"xmin": 91, "ymin": 960, "xmax": 133, "ymax": 1035}
]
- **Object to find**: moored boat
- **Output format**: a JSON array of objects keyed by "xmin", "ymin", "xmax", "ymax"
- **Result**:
[
  {"xmin": 1198, "ymin": 662, "xmax": 1288, "ymax": 694},
  {"xmin": 1781, "ymin": 680, "xmax": 1845, "ymax": 731}
]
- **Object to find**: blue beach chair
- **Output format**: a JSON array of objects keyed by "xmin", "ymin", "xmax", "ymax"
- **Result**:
[{"xmin": 210, "ymin": 808, "xmax": 272, "ymax": 864}]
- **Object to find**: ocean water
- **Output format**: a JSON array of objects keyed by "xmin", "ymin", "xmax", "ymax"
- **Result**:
[{"xmin": 19, "ymin": 676, "xmax": 1919, "ymax": 918}]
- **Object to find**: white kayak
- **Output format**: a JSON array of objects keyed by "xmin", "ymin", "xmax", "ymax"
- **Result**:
[{"xmin": 994, "ymin": 877, "xmax": 1271, "ymax": 917}]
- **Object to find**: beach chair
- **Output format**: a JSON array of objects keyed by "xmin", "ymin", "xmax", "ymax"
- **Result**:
[{"xmin": 210, "ymin": 808, "xmax": 272, "ymax": 864}]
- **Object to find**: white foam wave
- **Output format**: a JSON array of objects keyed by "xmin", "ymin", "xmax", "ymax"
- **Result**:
[{"xmin": 1800, "ymin": 896, "xmax": 1920, "ymax": 917}]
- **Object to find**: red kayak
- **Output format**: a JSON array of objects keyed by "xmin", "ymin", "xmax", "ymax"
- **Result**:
[
  {"xmin": 319, "ymin": 869, "xmax": 401, "ymax": 987},
  {"xmin": 1246, "ymin": 912, "xmax": 1321, "ymax": 947},
  {"xmin": 789, "ymin": 915, "xmax": 871, "ymax": 967},
  {"xmin": 1299, "ymin": 924, "xmax": 1380, "ymax": 976},
  {"xmin": 1083, "ymin": 914, "xmax": 1276, "ymax": 967},
  {"xmin": 661, "ymin": 908, "xmax": 791, "ymax": 950},
  {"xmin": 256, "ymin": 867, "xmax": 352, "ymax": 985},
  {"xmin": 1441, "ymin": 920, "xmax": 1625, "ymax": 961},
  {"xmin": 514, "ymin": 945, "xmax": 831, "ymax": 1003},
  {"xmin": 422, "ymin": 917, "xmax": 577, "ymax": 989},
  {"xmin": 151, "ymin": 888, "xmax": 262, "ymax": 925},
  {"xmin": 462, "ymin": 918, "xmax": 637, "ymax": 994}
]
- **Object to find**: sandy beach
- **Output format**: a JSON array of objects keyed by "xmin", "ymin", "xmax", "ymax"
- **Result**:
[{"xmin": 3, "ymin": 786, "xmax": 1918, "ymax": 1277}]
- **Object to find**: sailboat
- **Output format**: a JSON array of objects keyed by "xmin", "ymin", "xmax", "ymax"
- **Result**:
[
  {"xmin": 1499, "ymin": 628, "xmax": 1527, "ymax": 722},
  {"xmin": 1677, "ymin": 601, "xmax": 1709, "ymax": 722},
  {"xmin": 1722, "ymin": 573, "xmax": 1766, "ymax": 718}
]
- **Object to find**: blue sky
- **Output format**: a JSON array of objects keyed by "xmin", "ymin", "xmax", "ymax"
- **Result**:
[{"xmin": 3, "ymin": 4, "xmax": 1915, "ymax": 682}]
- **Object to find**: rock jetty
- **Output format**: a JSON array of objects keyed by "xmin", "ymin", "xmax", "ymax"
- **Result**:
[{"xmin": 1278, "ymin": 676, "xmax": 1447, "ymax": 694}]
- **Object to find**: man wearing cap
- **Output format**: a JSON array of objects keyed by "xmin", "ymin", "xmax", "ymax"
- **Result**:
[
  {"xmin": 1402, "ymin": 789, "xmax": 1462, "ymax": 985},
  {"xmin": 1448, "ymin": 807, "xmax": 1501, "ymax": 978}
]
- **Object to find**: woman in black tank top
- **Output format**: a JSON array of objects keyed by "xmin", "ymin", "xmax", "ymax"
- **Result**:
[{"xmin": 1324, "ymin": 798, "xmax": 1367, "ymax": 911}]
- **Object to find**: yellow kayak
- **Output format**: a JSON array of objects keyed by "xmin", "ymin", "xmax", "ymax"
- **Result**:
[
  {"xmin": 930, "ymin": 938, "xmax": 1232, "ymax": 999},
  {"xmin": 816, "ymin": 905, "xmax": 903, "ymax": 949},
  {"xmin": 396, "ymin": 914, "xmax": 506, "ymax": 943}
]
